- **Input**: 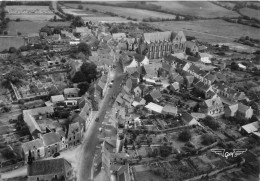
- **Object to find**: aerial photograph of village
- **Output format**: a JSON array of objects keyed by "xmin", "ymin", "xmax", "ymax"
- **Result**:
[{"xmin": 0, "ymin": 0, "xmax": 259, "ymax": 181}]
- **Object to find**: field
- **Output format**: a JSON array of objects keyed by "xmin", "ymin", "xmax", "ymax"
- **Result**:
[
  {"xmin": 6, "ymin": 21, "xmax": 48, "ymax": 36},
  {"xmin": 6, "ymin": 5, "xmax": 56, "ymax": 21},
  {"xmin": 0, "ymin": 37, "xmax": 25, "ymax": 51},
  {"xmin": 149, "ymin": 19, "xmax": 260, "ymax": 44},
  {"xmin": 239, "ymin": 8, "xmax": 260, "ymax": 21},
  {"xmin": 148, "ymin": 1, "xmax": 240, "ymax": 18},
  {"xmin": 7, "ymin": 15, "xmax": 55, "ymax": 21},
  {"xmin": 61, "ymin": 5, "xmax": 107, "ymax": 17},
  {"xmin": 64, "ymin": 3, "xmax": 176, "ymax": 21},
  {"xmin": 215, "ymin": 2, "xmax": 236, "ymax": 9}
]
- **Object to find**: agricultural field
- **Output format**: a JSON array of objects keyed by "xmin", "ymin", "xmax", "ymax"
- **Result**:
[
  {"xmin": 61, "ymin": 5, "xmax": 107, "ymax": 17},
  {"xmin": 82, "ymin": 16, "xmax": 132, "ymax": 24},
  {"xmin": 148, "ymin": 1, "xmax": 240, "ymax": 18},
  {"xmin": 64, "ymin": 3, "xmax": 176, "ymax": 21},
  {"xmin": 0, "ymin": 37, "xmax": 25, "ymax": 51},
  {"xmin": 149, "ymin": 19, "xmax": 260, "ymax": 44},
  {"xmin": 239, "ymin": 8, "xmax": 260, "ymax": 21},
  {"xmin": 6, "ymin": 21, "xmax": 48, "ymax": 36},
  {"xmin": 7, "ymin": 15, "xmax": 55, "ymax": 21},
  {"xmin": 214, "ymin": 2, "xmax": 236, "ymax": 9},
  {"xmin": 6, "ymin": 5, "xmax": 56, "ymax": 21}
]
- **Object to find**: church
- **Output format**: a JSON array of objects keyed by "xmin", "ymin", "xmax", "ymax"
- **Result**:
[{"xmin": 138, "ymin": 31, "xmax": 186, "ymax": 59}]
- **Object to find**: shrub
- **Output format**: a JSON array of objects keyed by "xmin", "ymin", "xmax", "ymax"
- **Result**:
[
  {"xmin": 78, "ymin": 5, "xmax": 83, "ymax": 9},
  {"xmin": 201, "ymin": 116, "xmax": 220, "ymax": 131},
  {"xmin": 178, "ymin": 129, "xmax": 191, "ymax": 142},
  {"xmin": 201, "ymin": 134, "xmax": 215, "ymax": 145}
]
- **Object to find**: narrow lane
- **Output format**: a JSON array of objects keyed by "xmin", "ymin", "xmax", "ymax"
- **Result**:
[{"xmin": 78, "ymin": 60, "xmax": 124, "ymax": 181}]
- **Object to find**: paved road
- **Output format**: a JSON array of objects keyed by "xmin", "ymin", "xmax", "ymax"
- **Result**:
[{"xmin": 78, "ymin": 59, "xmax": 124, "ymax": 181}]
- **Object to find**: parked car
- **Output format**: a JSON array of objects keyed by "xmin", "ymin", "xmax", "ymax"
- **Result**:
[{"xmin": 53, "ymin": 152, "xmax": 60, "ymax": 158}]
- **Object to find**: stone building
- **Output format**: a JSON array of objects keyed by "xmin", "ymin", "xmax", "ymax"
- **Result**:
[{"xmin": 138, "ymin": 31, "xmax": 186, "ymax": 59}]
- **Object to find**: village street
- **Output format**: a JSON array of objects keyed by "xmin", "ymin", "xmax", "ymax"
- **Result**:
[{"xmin": 78, "ymin": 55, "xmax": 124, "ymax": 181}]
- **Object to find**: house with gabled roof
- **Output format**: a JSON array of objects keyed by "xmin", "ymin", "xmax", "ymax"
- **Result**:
[
  {"xmin": 181, "ymin": 112, "xmax": 199, "ymax": 125},
  {"xmin": 213, "ymin": 82, "xmax": 247, "ymax": 103},
  {"xmin": 133, "ymin": 86, "xmax": 142, "ymax": 98},
  {"xmin": 200, "ymin": 96, "xmax": 224, "ymax": 117},
  {"xmin": 186, "ymin": 41, "xmax": 199, "ymax": 56},
  {"xmin": 66, "ymin": 121, "xmax": 82, "ymax": 148},
  {"xmin": 132, "ymin": 97, "xmax": 146, "ymax": 107},
  {"xmin": 63, "ymin": 88, "xmax": 80, "ymax": 99},
  {"xmin": 144, "ymin": 89, "xmax": 162, "ymax": 103},
  {"xmin": 41, "ymin": 132, "xmax": 61, "ymax": 157},
  {"xmin": 241, "ymin": 121, "xmax": 260, "ymax": 134},
  {"xmin": 112, "ymin": 33, "xmax": 126, "ymax": 40},
  {"xmin": 23, "ymin": 107, "xmax": 54, "ymax": 138},
  {"xmin": 170, "ymin": 82, "xmax": 180, "ymax": 92},
  {"xmin": 184, "ymin": 75, "xmax": 194, "ymax": 88},
  {"xmin": 22, "ymin": 139, "xmax": 45, "ymax": 163},
  {"xmin": 50, "ymin": 95, "xmax": 65, "ymax": 104},
  {"xmin": 162, "ymin": 104, "xmax": 178, "ymax": 115},
  {"xmin": 225, "ymin": 103, "xmax": 253, "ymax": 120},
  {"xmin": 27, "ymin": 158, "xmax": 73, "ymax": 181}
]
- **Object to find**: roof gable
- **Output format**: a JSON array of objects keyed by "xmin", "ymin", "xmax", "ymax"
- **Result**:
[
  {"xmin": 42, "ymin": 132, "xmax": 60, "ymax": 146},
  {"xmin": 28, "ymin": 158, "xmax": 71, "ymax": 176}
]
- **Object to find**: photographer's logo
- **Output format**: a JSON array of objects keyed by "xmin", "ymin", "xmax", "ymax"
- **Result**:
[{"xmin": 211, "ymin": 149, "xmax": 247, "ymax": 159}]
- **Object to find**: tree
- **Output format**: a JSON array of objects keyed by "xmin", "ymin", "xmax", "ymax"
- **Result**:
[
  {"xmin": 40, "ymin": 26, "xmax": 52, "ymax": 36},
  {"xmin": 17, "ymin": 32, "xmax": 21, "ymax": 36},
  {"xmin": 3, "ymin": 68, "xmax": 27, "ymax": 85},
  {"xmin": 71, "ymin": 16, "xmax": 84, "ymax": 27},
  {"xmin": 160, "ymin": 145, "xmax": 172, "ymax": 157},
  {"xmin": 53, "ymin": 27, "xmax": 61, "ymax": 34},
  {"xmin": 78, "ymin": 4, "xmax": 83, "ymax": 9},
  {"xmin": 47, "ymin": 86, "xmax": 60, "ymax": 97},
  {"xmin": 78, "ymin": 82, "xmax": 90, "ymax": 96},
  {"xmin": 80, "ymin": 62, "xmax": 98, "ymax": 83},
  {"xmin": 72, "ymin": 71, "xmax": 87, "ymax": 83},
  {"xmin": 53, "ymin": 15, "xmax": 57, "ymax": 21},
  {"xmin": 201, "ymin": 134, "xmax": 215, "ymax": 146},
  {"xmin": 231, "ymin": 62, "xmax": 239, "ymax": 71},
  {"xmin": 8, "ymin": 47, "xmax": 17, "ymax": 53},
  {"xmin": 201, "ymin": 116, "xmax": 220, "ymax": 131},
  {"xmin": 3, "ymin": 31, "xmax": 8, "ymax": 35},
  {"xmin": 178, "ymin": 129, "xmax": 192, "ymax": 142},
  {"xmin": 77, "ymin": 42, "xmax": 91, "ymax": 56},
  {"xmin": 15, "ymin": 18, "xmax": 20, "ymax": 22}
]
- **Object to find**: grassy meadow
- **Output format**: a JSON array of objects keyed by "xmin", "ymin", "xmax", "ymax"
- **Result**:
[{"xmin": 64, "ymin": 3, "xmax": 176, "ymax": 21}]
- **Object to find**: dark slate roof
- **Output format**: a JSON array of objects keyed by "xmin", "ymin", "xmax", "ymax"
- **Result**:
[
  {"xmin": 150, "ymin": 89, "xmax": 162, "ymax": 100},
  {"xmin": 42, "ymin": 132, "xmax": 60, "ymax": 146},
  {"xmin": 161, "ymin": 62, "xmax": 171, "ymax": 72},
  {"xmin": 134, "ymin": 53, "xmax": 145, "ymax": 63},
  {"xmin": 28, "ymin": 158, "xmax": 71, "ymax": 176},
  {"xmin": 126, "ymin": 79, "xmax": 133, "ymax": 90},
  {"xmin": 186, "ymin": 41, "xmax": 197, "ymax": 49},
  {"xmin": 181, "ymin": 112, "xmax": 194, "ymax": 123}
]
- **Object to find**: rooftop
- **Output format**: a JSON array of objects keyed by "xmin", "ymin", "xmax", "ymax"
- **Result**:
[{"xmin": 28, "ymin": 158, "xmax": 71, "ymax": 176}]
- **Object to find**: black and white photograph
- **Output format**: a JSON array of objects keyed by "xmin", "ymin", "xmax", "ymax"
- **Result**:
[{"xmin": 0, "ymin": 0, "xmax": 259, "ymax": 181}]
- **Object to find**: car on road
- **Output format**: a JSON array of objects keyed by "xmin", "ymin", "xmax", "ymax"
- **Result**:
[{"xmin": 53, "ymin": 152, "xmax": 60, "ymax": 158}]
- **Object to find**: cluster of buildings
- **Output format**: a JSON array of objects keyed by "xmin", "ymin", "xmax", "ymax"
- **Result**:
[
  {"xmin": 0, "ymin": 17, "xmax": 259, "ymax": 181},
  {"xmin": 86, "ymin": 27, "xmax": 260, "ymax": 181}
]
